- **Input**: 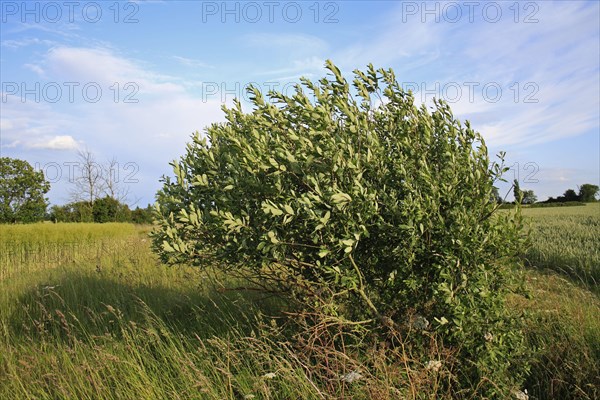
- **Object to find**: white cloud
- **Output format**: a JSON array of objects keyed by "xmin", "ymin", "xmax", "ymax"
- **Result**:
[
  {"xmin": 242, "ymin": 33, "xmax": 329, "ymax": 79},
  {"xmin": 27, "ymin": 135, "xmax": 79, "ymax": 150},
  {"xmin": 1, "ymin": 46, "xmax": 226, "ymax": 204},
  {"xmin": 41, "ymin": 47, "xmax": 185, "ymax": 95},
  {"xmin": 332, "ymin": 6, "xmax": 443, "ymax": 71},
  {"xmin": 1, "ymin": 140, "xmax": 20, "ymax": 149},
  {"xmin": 0, "ymin": 101, "xmax": 78, "ymax": 146}
]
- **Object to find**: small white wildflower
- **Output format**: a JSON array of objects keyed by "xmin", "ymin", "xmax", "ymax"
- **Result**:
[
  {"xmin": 484, "ymin": 332, "xmax": 493, "ymax": 342},
  {"xmin": 424, "ymin": 360, "xmax": 442, "ymax": 372},
  {"xmin": 262, "ymin": 372, "xmax": 276, "ymax": 379},
  {"xmin": 512, "ymin": 389, "xmax": 529, "ymax": 400},
  {"xmin": 340, "ymin": 370, "xmax": 362, "ymax": 383},
  {"xmin": 243, "ymin": 395, "xmax": 256, "ymax": 400}
]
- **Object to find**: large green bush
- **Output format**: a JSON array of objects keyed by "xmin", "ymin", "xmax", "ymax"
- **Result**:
[{"xmin": 152, "ymin": 61, "xmax": 529, "ymax": 397}]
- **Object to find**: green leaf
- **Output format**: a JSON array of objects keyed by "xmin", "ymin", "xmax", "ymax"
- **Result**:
[
  {"xmin": 331, "ymin": 192, "xmax": 352, "ymax": 204},
  {"xmin": 284, "ymin": 204, "xmax": 294, "ymax": 215},
  {"xmin": 320, "ymin": 211, "xmax": 331, "ymax": 224},
  {"xmin": 341, "ymin": 239, "xmax": 355, "ymax": 246}
]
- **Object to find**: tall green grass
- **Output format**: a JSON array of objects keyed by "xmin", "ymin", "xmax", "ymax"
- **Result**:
[
  {"xmin": 0, "ymin": 223, "xmax": 137, "ymax": 281},
  {"xmin": 1, "ymin": 209, "xmax": 599, "ymax": 399},
  {"xmin": 2, "ymin": 224, "xmax": 416, "ymax": 399},
  {"xmin": 513, "ymin": 271, "xmax": 600, "ymax": 399},
  {"xmin": 521, "ymin": 203, "xmax": 600, "ymax": 287},
  {"xmin": 506, "ymin": 203, "xmax": 600, "ymax": 399},
  {"xmin": 0, "ymin": 225, "xmax": 325, "ymax": 399}
]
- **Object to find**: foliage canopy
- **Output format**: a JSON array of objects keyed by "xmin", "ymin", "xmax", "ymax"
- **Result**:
[
  {"xmin": 0, "ymin": 157, "xmax": 50, "ymax": 223},
  {"xmin": 578, "ymin": 183, "xmax": 599, "ymax": 202}
]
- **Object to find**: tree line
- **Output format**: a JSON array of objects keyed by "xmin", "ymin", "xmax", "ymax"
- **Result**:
[
  {"xmin": 1, "ymin": 154, "xmax": 598, "ymax": 224},
  {"xmin": 48, "ymin": 199, "xmax": 153, "ymax": 224},
  {"xmin": 491, "ymin": 179, "xmax": 599, "ymax": 205},
  {"xmin": 1, "ymin": 154, "xmax": 153, "ymax": 224}
]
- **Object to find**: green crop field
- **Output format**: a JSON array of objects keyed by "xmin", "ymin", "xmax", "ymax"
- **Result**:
[
  {"xmin": 521, "ymin": 203, "xmax": 600, "ymax": 288},
  {"xmin": 1, "ymin": 205, "xmax": 598, "ymax": 399}
]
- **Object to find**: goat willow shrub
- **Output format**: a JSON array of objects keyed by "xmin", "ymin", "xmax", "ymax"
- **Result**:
[{"xmin": 153, "ymin": 61, "xmax": 529, "ymax": 395}]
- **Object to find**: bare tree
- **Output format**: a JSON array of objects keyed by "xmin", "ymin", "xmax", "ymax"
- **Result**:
[
  {"xmin": 70, "ymin": 149, "xmax": 104, "ymax": 204},
  {"xmin": 69, "ymin": 150, "xmax": 135, "ymax": 206},
  {"xmin": 102, "ymin": 156, "xmax": 130, "ymax": 203}
]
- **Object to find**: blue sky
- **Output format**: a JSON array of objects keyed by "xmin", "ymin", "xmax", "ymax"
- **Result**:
[{"xmin": 1, "ymin": 0, "xmax": 599, "ymax": 206}]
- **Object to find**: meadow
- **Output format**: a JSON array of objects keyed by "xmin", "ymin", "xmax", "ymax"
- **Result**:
[{"xmin": 0, "ymin": 204, "xmax": 598, "ymax": 399}]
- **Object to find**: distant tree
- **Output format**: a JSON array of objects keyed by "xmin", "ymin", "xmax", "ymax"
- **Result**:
[
  {"xmin": 0, "ymin": 157, "xmax": 50, "ymax": 223},
  {"xmin": 562, "ymin": 189, "xmax": 579, "ymax": 202},
  {"xmin": 91, "ymin": 197, "xmax": 131, "ymax": 223},
  {"xmin": 70, "ymin": 201, "xmax": 94, "ymax": 222},
  {"xmin": 49, "ymin": 201, "xmax": 93, "ymax": 222},
  {"xmin": 491, "ymin": 186, "xmax": 503, "ymax": 204},
  {"xmin": 512, "ymin": 180, "xmax": 536, "ymax": 204},
  {"xmin": 513, "ymin": 179, "xmax": 522, "ymax": 203},
  {"xmin": 49, "ymin": 204, "xmax": 69, "ymax": 222},
  {"xmin": 71, "ymin": 149, "xmax": 104, "ymax": 204},
  {"xmin": 131, "ymin": 204, "xmax": 154, "ymax": 224},
  {"xmin": 92, "ymin": 197, "xmax": 119, "ymax": 223},
  {"xmin": 70, "ymin": 150, "xmax": 132, "ymax": 207},
  {"xmin": 101, "ymin": 156, "xmax": 130, "ymax": 203},
  {"xmin": 578, "ymin": 184, "xmax": 599, "ymax": 202},
  {"xmin": 50, "ymin": 198, "xmax": 133, "ymax": 223},
  {"xmin": 522, "ymin": 190, "xmax": 537, "ymax": 204}
]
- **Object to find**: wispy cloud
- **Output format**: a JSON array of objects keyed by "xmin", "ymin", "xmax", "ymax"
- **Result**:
[
  {"xmin": 41, "ymin": 47, "xmax": 185, "ymax": 95},
  {"xmin": 2, "ymin": 1, "xmax": 596, "ymax": 204},
  {"xmin": 342, "ymin": 1, "xmax": 600, "ymax": 150},
  {"xmin": 243, "ymin": 33, "xmax": 328, "ymax": 53},
  {"xmin": 2, "ymin": 46, "xmax": 226, "ymax": 201},
  {"xmin": 1, "ymin": 37, "xmax": 57, "ymax": 49},
  {"xmin": 255, "ymin": 56, "xmax": 326, "ymax": 78},
  {"xmin": 173, "ymin": 56, "xmax": 214, "ymax": 69},
  {"xmin": 24, "ymin": 63, "xmax": 46, "ymax": 77}
]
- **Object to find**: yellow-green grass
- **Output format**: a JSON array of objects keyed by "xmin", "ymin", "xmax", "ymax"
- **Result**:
[
  {"xmin": 0, "ymin": 223, "xmax": 138, "ymax": 281},
  {"xmin": 0, "ymin": 225, "xmax": 326, "ymax": 399},
  {"xmin": 512, "ymin": 270, "xmax": 600, "ymax": 399},
  {"xmin": 521, "ymin": 203, "xmax": 600, "ymax": 288},
  {"xmin": 0, "ymin": 211, "xmax": 599, "ymax": 399}
]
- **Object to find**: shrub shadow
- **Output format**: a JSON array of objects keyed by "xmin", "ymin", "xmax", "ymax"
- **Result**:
[{"xmin": 5, "ymin": 269, "xmax": 284, "ymax": 343}]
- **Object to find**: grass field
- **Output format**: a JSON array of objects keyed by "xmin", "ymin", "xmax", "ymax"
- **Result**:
[
  {"xmin": 521, "ymin": 203, "xmax": 600, "ymax": 288},
  {"xmin": 0, "ymin": 204, "xmax": 598, "ymax": 399}
]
